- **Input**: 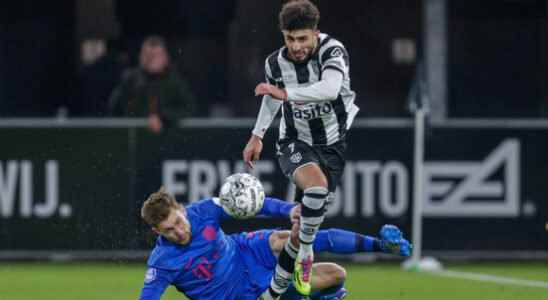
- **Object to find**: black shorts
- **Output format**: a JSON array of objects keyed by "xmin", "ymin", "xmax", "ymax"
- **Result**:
[{"xmin": 276, "ymin": 138, "xmax": 346, "ymax": 196}]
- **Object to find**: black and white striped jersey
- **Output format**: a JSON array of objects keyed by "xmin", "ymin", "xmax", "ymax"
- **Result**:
[{"xmin": 261, "ymin": 33, "xmax": 358, "ymax": 146}]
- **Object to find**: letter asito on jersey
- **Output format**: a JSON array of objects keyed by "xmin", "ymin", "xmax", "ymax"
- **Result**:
[{"xmin": 266, "ymin": 33, "xmax": 358, "ymax": 146}]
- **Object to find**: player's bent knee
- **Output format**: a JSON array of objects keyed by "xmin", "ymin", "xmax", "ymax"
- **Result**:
[
  {"xmin": 309, "ymin": 176, "xmax": 328, "ymax": 190},
  {"xmin": 305, "ymin": 173, "xmax": 328, "ymax": 189},
  {"xmin": 313, "ymin": 263, "xmax": 347, "ymax": 288},
  {"xmin": 321, "ymin": 263, "xmax": 347, "ymax": 284},
  {"xmin": 331, "ymin": 264, "xmax": 347, "ymax": 284},
  {"xmin": 294, "ymin": 164, "xmax": 329, "ymax": 189}
]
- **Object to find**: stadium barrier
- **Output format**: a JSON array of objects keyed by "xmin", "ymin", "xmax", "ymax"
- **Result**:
[{"xmin": 0, "ymin": 118, "xmax": 547, "ymax": 260}]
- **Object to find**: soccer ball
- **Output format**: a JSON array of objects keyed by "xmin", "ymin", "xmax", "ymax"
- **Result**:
[{"xmin": 218, "ymin": 173, "xmax": 265, "ymax": 219}]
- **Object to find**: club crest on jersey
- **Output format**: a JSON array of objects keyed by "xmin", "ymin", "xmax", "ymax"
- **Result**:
[
  {"xmin": 144, "ymin": 268, "xmax": 157, "ymax": 283},
  {"xmin": 293, "ymin": 102, "xmax": 333, "ymax": 120},
  {"xmin": 330, "ymin": 47, "xmax": 343, "ymax": 58},
  {"xmin": 290, "ymin": 152, "xmax": 302, "ymax": 164}
]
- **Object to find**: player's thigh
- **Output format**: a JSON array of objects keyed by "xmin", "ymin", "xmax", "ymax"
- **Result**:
[
  {"xmin": 311, "ymin": 262, "xmax": 347, "ymax": 290},
  {"xmin": 320, "ymin": 141, "xmax": 347, "ymax": 192},
  {"xmin": 276, "ymin": 139, "xmax": 328, "ymax": 189},
  {"xmin": 294, "ymin": 163, "xmax": 328, "ymax": 189}
]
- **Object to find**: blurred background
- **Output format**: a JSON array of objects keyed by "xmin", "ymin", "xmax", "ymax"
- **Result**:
[
  {"xmin": 0, "ymin": 1, "xmax": 547, "ymax": 299},
  {"xmin": 0, "ymin": 0, "xmax": 544, "ymax": 119}
]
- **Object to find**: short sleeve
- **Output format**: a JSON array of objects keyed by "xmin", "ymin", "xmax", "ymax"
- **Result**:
[
  {"xmin": 320, "ymin": 45, "xmax": 349, "ymax": 75},
  {"xmin": 265, "ymin": 58, "xmax": 276, "ymax": 85}
]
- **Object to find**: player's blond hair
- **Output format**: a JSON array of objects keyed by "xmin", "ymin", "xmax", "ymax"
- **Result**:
[{"xmin": 141, "ymin": 187, "xmax": 182, "ymax": 227}]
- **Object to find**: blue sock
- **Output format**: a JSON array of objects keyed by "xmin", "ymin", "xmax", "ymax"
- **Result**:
[
  {"xmin": 281, "ymin": 283, "xmax": 346, "ymax": 300},
  {"xmin": 313, "ymin": 228, "xmax": 381, "ymax": 254},
  {"xmin": 279, "ymin": 284, "xmax": 304, "ymax": 300},
  {"xmin": 310, "ymin": 283, "xmax": 345, "ymax": 300}
]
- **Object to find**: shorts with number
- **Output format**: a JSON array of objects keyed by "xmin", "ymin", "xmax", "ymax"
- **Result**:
[
  {"xmin": 230, "ymin": 229, "xmax": 277, "ymax": 299},
  {"xmin": 276, "ymin": 139, "xmax": 346, "ymax": 193}
]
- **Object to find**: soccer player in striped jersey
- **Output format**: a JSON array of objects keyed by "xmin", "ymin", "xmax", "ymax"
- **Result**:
[{"xmin": 243, "ymin": 0, "xmax": 359, "ymax": 298}]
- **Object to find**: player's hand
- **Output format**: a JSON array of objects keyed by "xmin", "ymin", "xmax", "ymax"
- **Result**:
[
  {"xmin": 243, "ymin": 135, "xmax": 263, "ymax": 169},
  {"xmin": 148, "ymin": 114, "xmax": 163, "ymax": 134},
  {"xmin": 289, "ymin": 204, "xmax": 301, "ymax": 224},
  {"xmin": 254, "ymin": 83, "xmax": 287, "ymax": 101},
  {"xmin": 379, "ymin": 224, "xmax": 413, "ymax": 257}
]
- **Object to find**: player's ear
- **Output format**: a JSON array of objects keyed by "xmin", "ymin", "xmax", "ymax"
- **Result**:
[{"xmin": 151, "ymin": 227, "xmax": 160, "ymax": 235}]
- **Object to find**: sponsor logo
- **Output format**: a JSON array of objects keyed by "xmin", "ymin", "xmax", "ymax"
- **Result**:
[
  {"xmin": 423, "ymin": 139, "xmax": 520, "ymax": 217},
  {"xmin": 162, "ymin": 139, "xmax": 523, "ymax": 218},
  {"xmin": 330, "ymin": 47, "xmax": 343, "ymax": 58},
  {"xmin": 323, "ymin": 139, "xmax": 521, "ymax": 218},
  {"xmin": 0, "ymin": 160, "xmax": 72, "ymax": 218},
  {"xmin": 163, "ymin": 160, "xmax": 276, "ymax": 202},
  {"xmin": 292, "ymin": 102, "xmax": 333, "ymax": 120}
]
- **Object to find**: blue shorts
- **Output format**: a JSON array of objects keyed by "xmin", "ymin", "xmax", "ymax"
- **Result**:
[{"xmin": 229, "ymin": 229, "xmax": 277, "ymax": 299}]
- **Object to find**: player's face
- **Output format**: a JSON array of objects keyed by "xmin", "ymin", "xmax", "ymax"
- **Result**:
[
  {"xmin": 283, "ymin": 29, "xmax": 319, "ymax": 62},
  {"xmin": 154, "ymin": 208, "xmax": 192, "ymax": 245}
]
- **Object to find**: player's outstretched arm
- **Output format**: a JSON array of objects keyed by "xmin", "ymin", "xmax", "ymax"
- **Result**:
[
  {"xmin": 243, "ymin": 134, "xmax": 263, "ymax": 169},
  {"xmin": 254, "ymin": 68, "xmax": 344, "ymax": 103},
  {"xmin": 258, "ymin": 197, "xmax": 298, "ymax": 220},
  {"xmin": 245, "ymin": 56, "xmax": 283, "ymax": 169},
  {"xmin": 284, "ymin": 68, "xmax": 344, "ymax": 102},
  {"xmin": 139, "ymin": 268, "xmax": 175, "ymax": 300},
  {"xmin": 244, "ymin": 95, "xmax": 282, "ymax": 169}
]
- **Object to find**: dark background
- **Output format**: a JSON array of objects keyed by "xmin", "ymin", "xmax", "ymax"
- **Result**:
[{"xmin": 1, "ymin": 0, "xmax": 545, "ymax": 118}]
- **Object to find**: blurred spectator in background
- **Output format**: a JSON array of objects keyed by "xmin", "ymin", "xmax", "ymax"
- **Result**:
[
  {"xmin": 74, "ymin": 38, "xmax": 125, "ymax": 116},
  {"xmin": 109, "ymin": 36, "xmax": 196, "ymax": 133},
  {"xmin": 175, "ymin": 0, "xmax": 236, "ymax": 117}
]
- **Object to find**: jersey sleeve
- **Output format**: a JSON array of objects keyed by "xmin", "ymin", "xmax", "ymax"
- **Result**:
[
  {"xmin": 285, "ymin": 69, "xmax": 343, "ymax": 102},
  {"xmin": 259, "ymin": 197, "xmax": 296, "ymax": 218},
  {"xmin": 139, "ymin": 267, "xmax": 177, "ymax": 300},
  {"xmin": 190, "ymin": 198, "xmax": 231, "ymax": 222},
  {"xmin": 320, "ymin": 43, "xmax": 349, "ymax": 76},
  {"xmin": 264, "ymin": 57, "xmax": 277, "ymax": 85},
  {"xmin": 252, "ymin": 95, "xmax": 282, "ymax": 138},
  {"xmin": 252, "ymin": 58, "xmax": 283, "ymax": 138}
]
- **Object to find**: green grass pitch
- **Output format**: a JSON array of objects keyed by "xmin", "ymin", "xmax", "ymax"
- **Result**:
[{"xmin": 0, "ymin": 262, "xmax": 547, "ymax": 300}]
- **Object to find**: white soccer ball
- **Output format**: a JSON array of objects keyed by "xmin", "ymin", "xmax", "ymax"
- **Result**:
[{"xmin": 218, "ymin": 173, "xmax": 265, "ymax": 219}]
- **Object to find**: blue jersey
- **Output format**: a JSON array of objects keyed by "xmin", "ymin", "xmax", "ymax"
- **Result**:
[{"xmin": 139, "ymin": 197, "xmax": 294, "ymax": 300}]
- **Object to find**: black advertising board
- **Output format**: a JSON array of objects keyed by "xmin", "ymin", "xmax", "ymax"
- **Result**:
[{"xmin": 0, "ymin": 124, "xmax": 546, "ymax": 251}]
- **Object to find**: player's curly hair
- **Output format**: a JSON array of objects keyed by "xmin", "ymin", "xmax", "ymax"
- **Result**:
[
  {"xmin": 279, "ymin": 0, "xmax": 320, "ymax": 31},
  {"xmin": 141, "ymin": 186, "xmax": 183, "ymax": 227}
]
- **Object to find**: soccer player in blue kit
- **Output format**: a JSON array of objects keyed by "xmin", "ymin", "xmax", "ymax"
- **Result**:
[{"xmin": 139, "ymin": 175, "xmax": 411, "ymax": 300}]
